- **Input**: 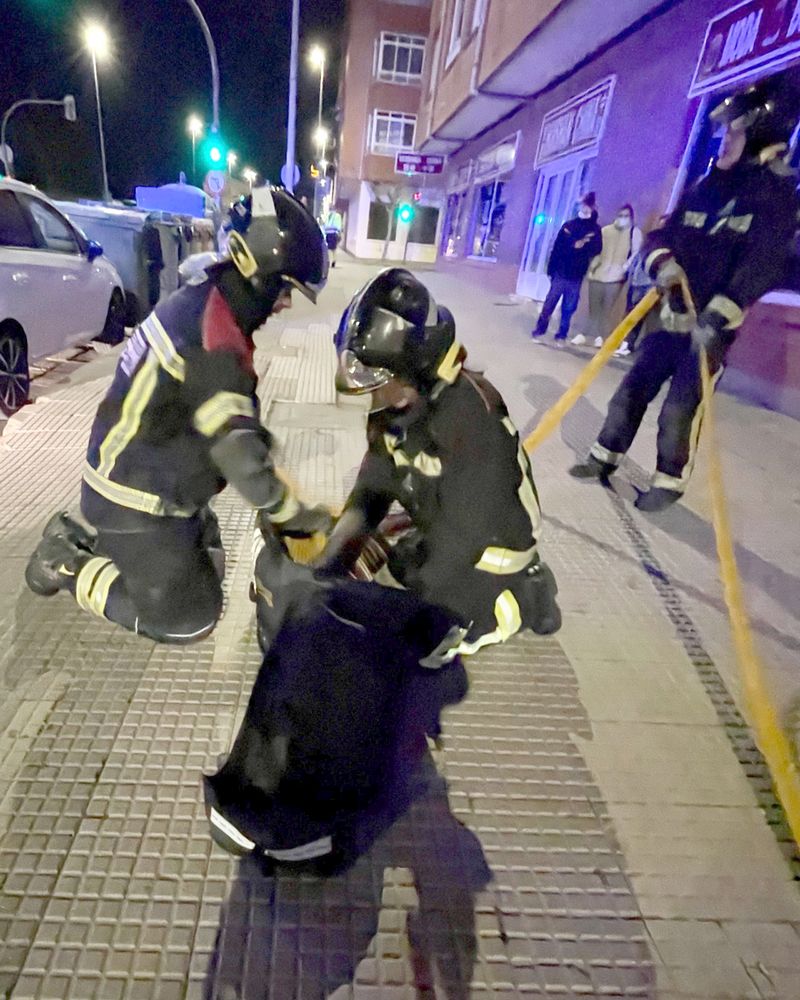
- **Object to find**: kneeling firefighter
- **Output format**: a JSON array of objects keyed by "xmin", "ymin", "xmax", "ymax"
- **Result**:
[
  {"xmin": 570, "ymin": 82, "xmax": 800, "ymax": 511},
  {"xmin": 314, "ymin": 268, "xmax": 561, "ymax": 655},
  {"xmin": 26, "ymin": 188, "xmax": 332, "ymax": 643}
]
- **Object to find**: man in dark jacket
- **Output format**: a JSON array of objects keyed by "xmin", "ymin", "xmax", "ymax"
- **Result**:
[
  {"xmin": 570, "ymin": 83, "xmax": 800, "ymax": 511},
  {"xmin": 315, "ymin": 268, "xmax": 561, "ymax": 655},
  {"xmin": 25, "ymin": 188, "xmax": 332, "ymax": 642},
  {"xmin": 532, "ymin": 191, "xmax": 602, "ymax": 342}
]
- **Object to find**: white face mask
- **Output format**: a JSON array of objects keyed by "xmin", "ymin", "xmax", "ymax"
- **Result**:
[
  {"xmin": 615, "ymin": 215, "xmax": 632, "ymax": 229},
  {"xmin": 578, "ymin": 207, "xmax": 592, "ymax": 219}
]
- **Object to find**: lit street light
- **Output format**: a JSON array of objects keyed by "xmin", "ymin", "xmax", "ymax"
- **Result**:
[
  {"xmin": 83, "ymin": 21, "xmax": 111, "ymax": 202},
  {"xmin": 187, "ymin": 115, "xmax": 203, "ymax": 182},
  {"xmin": 226, "ymin": 150, "xmax": 237, "ymax": 175},
  {"xmin": 313, "ymin": 125, "xmax": 329, "ymax": 159},
  {"xmin": 308, "ymin": 45, "xmax": 326, "ymax": 137},
  {"xmin": 242, "ymin": 167, "xmax": 257, "ymax": 191}
]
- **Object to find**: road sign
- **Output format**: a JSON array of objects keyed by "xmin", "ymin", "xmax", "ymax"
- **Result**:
[
  {"xmin": 280, "ymin": 163, "xmax": 301, "ymax": 188},
  {"xmin": 204, "ymin": 170, "xmax": 225, "ymax": 196},
  {"xmin": 394, "ymin": 152, "xmax": 445, "ymax": 175}
]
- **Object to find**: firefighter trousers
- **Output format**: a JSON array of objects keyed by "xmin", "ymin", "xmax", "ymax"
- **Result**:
[
  {"xmin": 590, "ymin": 329, "xmax": 725, "ymax": 493},
  {"xmin": 75, "ymin": 485, "xmax": 224, "ymax": 643}
]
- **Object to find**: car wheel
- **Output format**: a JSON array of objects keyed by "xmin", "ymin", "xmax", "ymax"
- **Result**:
[
  {"xmin": 0, "ymin": 325, "xmax": 31, "ymax": 418},
  {"xmin": 95, "ymin": 288, "xmax": 126, "ymax": 346}
]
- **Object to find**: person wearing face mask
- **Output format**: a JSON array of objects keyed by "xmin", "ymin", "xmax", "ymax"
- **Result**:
[
  {"xmin": 25, "ymin": 188, "xmax": 332, "ymax": 643},
  {"xmin": 532, "ymin": 192, "xmax": 602, "ymax": 343},
  {"xmin": 574, "ymin": 204, "xmax": 642, "ymax": 349},
  {"xmin": 315, "ymin": 268, "xmax": 562, "ymax": 654},
  {"xmin": 569, "ymin": 82, "xmax": 799, "ymax": 511}
]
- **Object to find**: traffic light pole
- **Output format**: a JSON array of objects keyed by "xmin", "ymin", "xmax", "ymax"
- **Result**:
[
  {"xmin": 184, "ymin": 0, "xmax": 220, "ymax": 131},
  {"xmin": 284, "ymin": 0, "xmax": 300, "ymax": 193}
]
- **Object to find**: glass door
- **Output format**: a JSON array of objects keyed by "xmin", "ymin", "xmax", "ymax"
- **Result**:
[{"xmin": 517, "ymin": 153, "xmax": 596, "ymax": 300}]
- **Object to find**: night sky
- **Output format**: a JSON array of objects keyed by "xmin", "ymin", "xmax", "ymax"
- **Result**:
[{"xmin": 2, "ymin": 0, "xmax": 345, "ymax": 201}]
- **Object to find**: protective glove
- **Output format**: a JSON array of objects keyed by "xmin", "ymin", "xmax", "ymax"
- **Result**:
[
  {"xmin": 259, "ymin": 501, "xmax": 333, "ymax": 539},
  {"xmin": 691, "ymin": 310, "xmax": 729, "ymax": 367},
  {"xmin": 653, "ymin": 256, "xmax": 688, "ymax": 292},
  {"xmin": 312, "ymin": 508, "xmax": 369, "ymax": 577}
]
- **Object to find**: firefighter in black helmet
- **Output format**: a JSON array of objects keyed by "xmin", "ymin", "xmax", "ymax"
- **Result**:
[
  {"xmin": 26, "ymin": 188, "xmax": 332, "ymax": 643},
  {"xmin": 570, "ymin": 81, "xmax": 800, "ymax": 511},
  {"xmin": 315, "ymin": 268, "xmax": 561, "ymax": 653}
]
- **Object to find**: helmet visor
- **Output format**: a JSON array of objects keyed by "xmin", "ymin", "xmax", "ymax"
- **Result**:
[{"xmin": 335, "ymin": 350, "xmax": 393, "ymax": 395}]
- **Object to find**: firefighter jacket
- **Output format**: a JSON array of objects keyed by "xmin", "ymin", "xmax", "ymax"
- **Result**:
[
  {"xmin": 344, "ymin": 366, "xmax": 544, "ymax": 650},
  {"xmin": 83, "ymin": 280, "xmax": 289, "ymax": 522},
  {"xmin": 645, "ymin": 153, "xmax": 799, "ymax": 338}
]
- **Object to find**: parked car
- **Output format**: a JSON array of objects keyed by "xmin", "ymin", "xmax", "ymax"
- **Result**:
[{"xmin": 0, "ymin": 178, "xmax": 125, "ymax": 416}]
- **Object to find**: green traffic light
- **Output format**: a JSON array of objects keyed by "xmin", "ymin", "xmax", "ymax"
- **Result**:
[
  {"xmin": 201, "ymin": 131, "xmax": 228, "ymax": 170},
  {"xmin": 397, "ymin": 203, "xmax": 414, "ymax": 224},
  {"xmin": 209, "ymin": 146, "xmax": 222, "ymax": 164}
]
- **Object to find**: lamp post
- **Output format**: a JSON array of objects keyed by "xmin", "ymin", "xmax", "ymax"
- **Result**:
[
  {"xmin": 83, "ymin": 22, "xmax": 111, "ymax": 202},
  {"xmin": 284, "ymin": 0, "xmax": 300, "ymax": 193},
  {"xmin": 187, "ymin": 115, "xmax": 203, "ymax": 182},
  {"xmin": 309, "ymin": 45, "xmax": 326, "ymax": 137},
  {"xmin": 242, "ymin": 167, "xmax": 257, "ymax": 191}
]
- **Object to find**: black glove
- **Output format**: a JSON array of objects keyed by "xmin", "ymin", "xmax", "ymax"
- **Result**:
[
  {"xmin": 691, "ymin": 310, "xmax": 730, "ymax": 368},
  {"xmin": 312, "ymin": 508, "xmax": 369, "ymax": 577},
  {"xmin": 209, "ymin": 428, "xmax": 284, "ymax": 509},
  {"xmin": 653, "ymin": 256, "xmax": 687, "ymax": 292}
]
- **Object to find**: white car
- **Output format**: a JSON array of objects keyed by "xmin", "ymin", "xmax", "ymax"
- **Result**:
[{"xmin": 0, "ymin": 178, "xmax": 125, "ymax": 416}]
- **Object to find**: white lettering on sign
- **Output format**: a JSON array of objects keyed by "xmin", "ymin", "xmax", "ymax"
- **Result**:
[
  {"xmin": 720, "ymin": 9, "xmax": 763, "ymax": 67},
  {"xmin": 789, "ymin": 0, "xmax": 800, "ymax": 36}
]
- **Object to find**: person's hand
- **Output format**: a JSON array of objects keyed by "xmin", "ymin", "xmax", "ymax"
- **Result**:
[
  {"xmin": 654, "ymin": 257, "xmax": 688, "ymax": 292},
  {"xmin": 265, "ymin": 502, "xmax": 333, "ymax": 538}
]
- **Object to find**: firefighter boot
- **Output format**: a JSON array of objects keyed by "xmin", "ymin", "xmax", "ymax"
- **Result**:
[
  {"xmin": 635, "ymin": 487, "xmax": 682, "ymax": 512},
  {"xmin": 25, "ymin": 534, "xmax": 91, "ymax": 597},
  {"xmin": 568, "ymin": 455, "xmax": 616, "ymax": 480},
  {"xmin": 42, "ymin": 511, "xmax": 96, "ymax": 552}
]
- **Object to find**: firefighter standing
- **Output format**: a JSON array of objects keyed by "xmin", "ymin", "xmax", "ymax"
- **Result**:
[
  {"xmin": 315, "ymin": 268, "xmax": 561, "ymax": 653},
  {"xmin": 570, "ymin": 83, "xmax": 799, "ymax": 511},
  {"xmin": 25, "ymin": 188, "xmax": 331, "ymax": 643}
]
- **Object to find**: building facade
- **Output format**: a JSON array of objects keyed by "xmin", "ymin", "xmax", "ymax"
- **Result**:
[
  {"xmin": 417, "ymin": 0, "xmax": 800, "ymax": 415},
  {"xmin": 336, "ymin": 0, "xmax": 445, "ymax": 262}
]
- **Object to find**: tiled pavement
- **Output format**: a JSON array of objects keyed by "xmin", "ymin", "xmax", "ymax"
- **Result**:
[{"xmin": 0, "ymin": 260, "xmax": 798, "ymax": 998}]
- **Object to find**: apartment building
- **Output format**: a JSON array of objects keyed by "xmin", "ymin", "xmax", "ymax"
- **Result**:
[
  {"xmin": 336, "ymin": 0, "xmax": 445, "ymax": 262},
  {"xmin": 416, "ymin": 0, "xmax": 800, "ymax": 416}
]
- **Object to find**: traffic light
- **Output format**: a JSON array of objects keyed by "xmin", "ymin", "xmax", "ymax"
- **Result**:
[
  {"xmin": 397, "ymin": 202, "xmax": 415, "ymax": 224},
  {"xmin": 201, "ymin": 130, "xmax": 228, "ymax": 170}
]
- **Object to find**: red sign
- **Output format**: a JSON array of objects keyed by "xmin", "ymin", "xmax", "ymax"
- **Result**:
[
  {"xmin": 689, "ymin": 0, "xmax": 800, "ymax": 97},
  {"xmin": 394, "ymin": 152, "xmax": 445, "ymax": 175},
  {"xmin": 534, "ymin": 76, "xmax": 616, "ymax": 168}
]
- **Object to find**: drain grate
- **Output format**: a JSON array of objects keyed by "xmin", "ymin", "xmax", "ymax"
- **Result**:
[{"xmin": 608, "ymin": 489, "xmax": 800, "ymax": 879}]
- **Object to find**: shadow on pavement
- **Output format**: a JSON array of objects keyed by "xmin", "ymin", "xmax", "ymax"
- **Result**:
[
  {"xmin": 521, "ymin": 374, "xmax": 800, "ymax": 632},
  {"xmin": 203, "ymin": 764, "xmax": 492, "ymax": 1000}
]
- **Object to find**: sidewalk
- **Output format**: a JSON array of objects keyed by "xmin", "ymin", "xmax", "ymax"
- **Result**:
[{"xmin": 0, "ymin": 259, "xmax": 798, "ymax": 999}]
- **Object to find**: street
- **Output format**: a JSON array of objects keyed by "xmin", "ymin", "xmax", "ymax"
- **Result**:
[{"xmin": 0, "ymin": 256, "xmax": 799, "ymax": 999}]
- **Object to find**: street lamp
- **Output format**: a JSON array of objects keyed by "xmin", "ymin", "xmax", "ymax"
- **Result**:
[
  {"xmin": 313, "ymin": 125, "xmax": 329, "ymax": 160},
  {"xmin": 242, "ymin": 167, "xmax": 257, "ymax": 191},
  {"xmin": 226, "ymin": 150, "xmax": 237, "ymax": 175},
  {"xmin": 187, "ymin": 115, "xmax": 203, "ymax": 182},
  {"xmin": 83, "ymin": 22, "xmax": 111, "ymax": 202},
  {"xmin": 308, "ymin": 45, "xmax": 326, "ymax": 137}
]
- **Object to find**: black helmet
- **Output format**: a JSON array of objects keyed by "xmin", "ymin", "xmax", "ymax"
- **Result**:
[
  {"xmin": 710, "ymin": 81, "xmax": 798, "ymax": 156},
  {"xmin": 334, "ymin": 269, "xmax": 460, "ymax": 394},
  {"xmin": 226, "ymin": 187, "xmax": 328, "ymax": 303}
]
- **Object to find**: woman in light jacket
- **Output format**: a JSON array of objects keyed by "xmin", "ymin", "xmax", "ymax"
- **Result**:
[{"xmin": 573, "ymin": 204, "xmax": 642, "ymax": 348}]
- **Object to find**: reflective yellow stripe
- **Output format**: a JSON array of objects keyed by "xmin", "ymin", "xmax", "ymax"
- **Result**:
[
  {"xmin": 89, "ymin": 561, "xmax": 120, "ymax": 617},
  {"xmin": 75, "ymin": 557, "xmax": 114, "ymax": 615},
  {"xmin": 141, "ymin": 314, "xmax": 186, "ymax": 382},
  {"xmin": 726, "ymin": 214, "xmax": 753, "ymax": 234},
  {"xmin": 96, "ymin": 352, "xmax": 160, "ymax": 476},
  {"xmin": 383, "ymin": 434, "xmax": 441, "ymax": 476},
  {"xmin": 707, "ymin": 294, "xmax": 744, "ymax": 331},
  {"xmin": 194, "ymin": 391, "xmax": 256, "ymax": 437},
  {"xmin": 435, "ymin": 340, "xmax": 463, "ymax": 384},
  {"xmin": 83, "ymin": 463, "xmax": 195, "ymax": 518},
  {"xmin": 455, "ymin": 589, "xmax": 522, "ymax": 655},
  {"xmin": 645, "ymin": 247, "xmax": 671, "ymax": 274},
  {"xmin": 476, "ymin": 543, "xmax": 537, "ymax": 574},
  {"xmin": 266, "ymin": 488, "xmax": 300, "ymax": 525},
  {"xmin": 682, "ymin": 211, "xmax": 707, "ymax": 228}
]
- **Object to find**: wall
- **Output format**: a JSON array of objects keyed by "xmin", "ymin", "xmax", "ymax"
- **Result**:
[{"xmin": 479, "ymin": 0, "xmax": 564, "ymax": 83}]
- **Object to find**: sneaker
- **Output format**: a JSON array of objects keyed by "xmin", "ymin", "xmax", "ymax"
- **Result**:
[
  {"xmin": 570, "ymin": 333, "xmax": 586, "ymax": 346},
  {"xmin": 42, "ymin": 511, "xmax": 96, "ymax": 551},
  {"xmin": 614, "ymin": 343, "xmax": 631, "ymax": 357},
  {"xmin": 25, "ymin": 534, "xmax": 89, "ymax": 596},
  {"xmin": 531, "ymin": 325, "xmax": 547, "ymax": 338},
  {"xmin": 568, "ymin": 455, "xmax": 616, "ymax": 480},
  {"xmin": 593, "ymin": 337, "xmax": 604, "ymax": 348}
]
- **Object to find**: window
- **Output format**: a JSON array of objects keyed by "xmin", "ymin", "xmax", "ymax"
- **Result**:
[
  {"xmin": 471, "ymin": 0, "xmax": 488, "ymax": 33},
  {"xmin": 377, "ymin": 32, "xmax": 425, "ymax": 84},
  {"xmin": 441, "ymin": 190, "xmax": 470, "ymax": 257},
  {"xmin": 0, "ymin": 191, "xmax": 38, "ymax": 248},
  {"xmin": 446, "ymin": 0, "xmax": 465, "ymax": 66},
  {"xmin": 20, "ymin": 195, "xmax": 79, "ymax": 254},
  {"xmin": 408, "ymin": 206, "xmax": 439, "ymax": 245},
  {"xmin": 470, "ymin": 179, "xmax": 507, "ymax": 259},
  {"xmin": 367, "ymin": 202, "xmax": 397, "ymax": 241},
  {"xmin": 370, "ymin": 111, "xmax": 416, "ymax": 156}
]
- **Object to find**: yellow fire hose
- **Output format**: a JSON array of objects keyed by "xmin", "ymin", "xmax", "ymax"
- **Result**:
[{"xmin": 521, "ymin": 284, "xmax": 800, "ymax": 848}]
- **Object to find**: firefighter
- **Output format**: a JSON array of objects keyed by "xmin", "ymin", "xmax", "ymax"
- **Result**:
[
  {"xmin": 569, "ymin": 82, "xmax": 800, "ymax": 511},
  {"xmin": 314, "ymin": 268, "xmax": 561, "ymax": 654},
  {"xmin": 25, "ymin": 188, "xmax": 332, "ymax": 643}
]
